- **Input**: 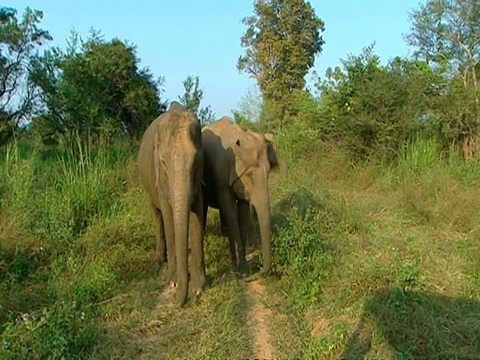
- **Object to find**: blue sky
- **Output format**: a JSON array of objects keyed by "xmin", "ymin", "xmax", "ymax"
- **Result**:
[{"xmin": 7, "ymin": 1, "xmax": 421, "ymax": 117}]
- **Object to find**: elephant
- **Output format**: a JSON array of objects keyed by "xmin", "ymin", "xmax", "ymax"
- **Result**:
[
  {"xmin": 137, "ymin": 101, "xmax": 206, "ymax": 306},
  {"xmin": 201, "ymin": 117, "xmax": 279, "ymax": 274}
]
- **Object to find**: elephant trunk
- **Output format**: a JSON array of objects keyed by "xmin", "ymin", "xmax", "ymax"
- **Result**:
[
  {"xmin": 172, "ymin": 181, "xmax": 191, "ymax": 306},
  {"xmin": 251, "ymin": 189, "xmax": 272, "ymax": 273}
]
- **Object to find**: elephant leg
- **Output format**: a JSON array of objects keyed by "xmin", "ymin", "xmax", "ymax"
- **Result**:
[
  {"xmin": 237, "ymin": 200, "xmax": 251, "ymax": 271},
  {"xmin": 218, "ymin": 189, "xmax": 243, "ymax": 272},
  {"xmin": 189, "ymin": 192, "xmax": 207, "ymax": 294},
  {"xmin": 202, "ymin": 187, "xmax": 209, "ymax": 232},
  {"xmin": 202, "ymin": 202, "xmax": 208, "ymax": 232},
  {"xmin": 220, "ymin": 211, "xmax": 229, "ymax": 237},
  {"xmin": 228, "ymin": 231, "xmax": 236, "ymax": 267},
  {"xmin": 153, "ymin": 206, "xmax": 167, "ymax": 265},
  {"xmin": 160, "ymin": 201, "xmax": 176, "ymax": 286},
  {"xmin": 218, "ymin": 208, "xmax": 235, "ymax": 264}
]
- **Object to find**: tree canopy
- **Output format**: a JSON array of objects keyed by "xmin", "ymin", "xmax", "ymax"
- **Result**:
[
  {"xmin": 178, "ymin": 75, "xmax": 215, "ymax": 125},
  {"xmin": 407, "ymin": 0, "xmax": 480, "ymax": 80},
  {"xmin": 3, "ymin": 2, "xmax": 480, "ymax": 162},
  {"xmin": 0, "ymin": 6, "xmax": 51, "ymax": 144},
  {"xmin": 238, "ymin": 0, "xmax": 324, "ymax": 123},
  {"xmin": 312, "ymin": 45, "xmax": 440, "ymax": 160},
  {"xmin": 407, "ymin": 0, "xmax": 480, "ymax": 158},
  {"xmin": 30, "ymin": 31, "xmax": 163, "ymax": 147}
]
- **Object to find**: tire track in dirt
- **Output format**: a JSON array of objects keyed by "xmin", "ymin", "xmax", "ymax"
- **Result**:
[{"xmin": 246, "ymin": 280, "xmax": 275, "ymax": 359}]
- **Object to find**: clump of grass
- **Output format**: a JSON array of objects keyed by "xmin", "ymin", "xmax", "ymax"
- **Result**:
[
  {"xmin": 396, "ymin": 136, "xmax": 440, "ymax": 175},
  {"xmin": 0, "ymin": 143, "xmax": 138, "ymax": 358},
  {"xmin": 271, "ymin": 188, "xmax": 367, "ymax": 310},
  {"xmin": 54, "ymin": 253, "xmax": 120, "ymax": 305},
  {"xmin": 0, "ymin": 301, "xmax": 99, "ymax": 359},
  {"xmin": 393, "ymin": 136, "xmax": 480, "ymax": 186},
  {"xmin": 0, "ymin": 144, "xmax": 36, "ymax": 225},
  {"xmin": 57, "ymin": 146, "xmax": 123, "ymax": 237}
]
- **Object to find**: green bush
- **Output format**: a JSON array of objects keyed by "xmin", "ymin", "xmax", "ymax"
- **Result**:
[
  {"xmin": 312, "ymin": 47, "xmax": 437, "ymax": 162},
  {"xmin": 272, "ymin": 189, "xmax": 338, "ymax": 310},
  {"xmin": 275, "ymin": 119, "xmax": 323, "ymax": 164},
  {"xmin": 70, "ymin": 255, "xmax": 120, "ymax": 304},
  {"xmin": 0, "ymin": 301, "xmax": 99, "ymax": 359}
]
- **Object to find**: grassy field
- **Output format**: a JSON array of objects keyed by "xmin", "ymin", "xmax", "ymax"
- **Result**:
[{"xmin": 1, "ymin": 134, "xmax": 479, "ymax": 359}]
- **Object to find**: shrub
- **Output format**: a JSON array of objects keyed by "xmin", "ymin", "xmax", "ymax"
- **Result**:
[
  {"xmin": 0, "ymin": 301, "xmax": 99, "ymax": 359},
  {"xmin": 272, "ymin": 189, "xmax": 338, "ymax": 310}
]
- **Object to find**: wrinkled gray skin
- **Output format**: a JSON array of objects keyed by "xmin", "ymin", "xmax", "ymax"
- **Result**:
[
  {"xmin": 202, "ymin": 117, "xmax": 279, "ymax": 273},
  {"xmin": 138, "ymin": 101, "xmax": 206, "ymax": 306}
]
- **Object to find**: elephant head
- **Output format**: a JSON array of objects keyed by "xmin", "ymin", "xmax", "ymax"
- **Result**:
[
  {"xmin": 229, "ymin": 130, "xmax": 278, "ymax": 271},
  {"xmin": 202, "ymin": 118, "xmax": 279, "ymax": 273},
  {"xmin": 167, "ymin": 100, "xmax": 188, "ymax": 114}
]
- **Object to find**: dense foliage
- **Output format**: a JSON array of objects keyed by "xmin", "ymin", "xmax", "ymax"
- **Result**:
[
  {"xmin": 0, "ymin": 7, "xmax": 51, "ymax": 144},
  {"xmin": 406, "ymin": 0, "xmax": 480, "ymax": 158},
  {"xmin": 308, "ymin": 46, "xmax": 442, "ymax": 161},
  {"xmin": 235, "ymin": 0, "xmax": 480, "ymax": 162},
  {"xmin": 238, "ymin": 0, "xmax": 324, "ymax": 124},
  {"xmin": 29, "ymin": 31, "xmax": 163, "ymax": 148},
  {"xmin": 2, "ymin": 2, "xmax": 480, "ymax": 161},
  {"xmin": 178, "ymin": 75, "xmax": 215, "ymax": 125}
]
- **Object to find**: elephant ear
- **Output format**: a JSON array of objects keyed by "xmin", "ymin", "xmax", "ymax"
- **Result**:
[{"xmin": 264, "ymin": 133, "xmax": 279, "ymax": 170}]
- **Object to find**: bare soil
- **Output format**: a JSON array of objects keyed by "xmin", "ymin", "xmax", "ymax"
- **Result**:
[{"xmin": 246, "ymin": 280, "xmax": 275, "ymax": 359}]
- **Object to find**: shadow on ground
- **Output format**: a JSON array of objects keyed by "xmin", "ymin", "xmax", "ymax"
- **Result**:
[{"xmin": 341, "ymin": 288, "xmax": 480, "ymax": 359}]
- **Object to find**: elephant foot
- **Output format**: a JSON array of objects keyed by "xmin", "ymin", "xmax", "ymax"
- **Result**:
[
  {"xmin": 189, "ymin": 275, "xmax": 208, "ymax": 295},
  {"xmin": 166, "ymin": 270, "xmax": 177, "ymax": 288},
  {"xmin": 236, "ymin": 259, "xmax": 249, "ymax": 277}
]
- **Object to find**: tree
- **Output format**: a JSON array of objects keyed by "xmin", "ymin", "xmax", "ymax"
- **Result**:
[
  {"xmin": 237, "ymin": 0, "xmax": 324, "ymax": 124},
  {"xmin": 178, "ymin": 75, "xmax": 215, "ymax": 124},
  {"xmin": 233, "ymin": 84, "xmax": 263, "ymax": 123},
  {"xmin": 232, "ymin": 84, "xmax": 266, "ymax": 131},
  {"xmin": 406, "ymin": 0, "xmax": 480, "ymax": 158},
  {"xmin": 316, "ymin": 45, "xmax": 440, "ymax": 161},
  {"xmin": 0, "ymin": 6, "xmax": 51, "ymax": 144},
  {"xmin": 30, "ymin": 30, "xmax": 163, "ymax": 147}
]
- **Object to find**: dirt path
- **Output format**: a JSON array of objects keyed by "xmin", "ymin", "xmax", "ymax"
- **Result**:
[{"xmin": 246, "ymin": 280, "xmax": 275, "ymax": 359}]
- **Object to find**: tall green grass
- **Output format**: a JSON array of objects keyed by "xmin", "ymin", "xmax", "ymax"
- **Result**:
[
  {"xmin": 0, "ymin": 142, "xmax": 141, "ymax": 359},
  {"xmin": 395, "ymin": 136, "xmax": 479, "ymax": 185}
]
